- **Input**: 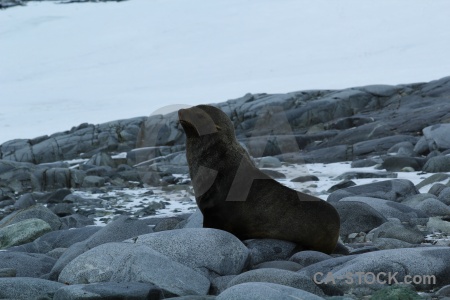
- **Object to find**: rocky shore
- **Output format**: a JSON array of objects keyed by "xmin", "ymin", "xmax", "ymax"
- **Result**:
[{"xmin": 1, "ymin": 76, "xmax": 450, "ymax": 299}]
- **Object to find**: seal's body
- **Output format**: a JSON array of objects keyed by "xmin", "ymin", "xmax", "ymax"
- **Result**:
[{"xmin": 178, "ymin": 105, "xmax": 340, "ymax": 254}]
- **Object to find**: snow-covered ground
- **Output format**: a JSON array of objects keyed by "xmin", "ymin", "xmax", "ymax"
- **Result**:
[{"xmin": 1, "ymin": 0, "xmax": 450, "ymax": 143}]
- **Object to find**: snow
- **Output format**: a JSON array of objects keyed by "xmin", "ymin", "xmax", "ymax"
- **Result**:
[{"xmin": 1, "ymin": 0, "xmax": 450, "ymax": 143}]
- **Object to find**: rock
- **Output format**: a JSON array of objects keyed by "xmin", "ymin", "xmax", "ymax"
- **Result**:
[
  {"xmin": 86, "ymin": 152, "xmax": 116, "ymax": 168},
  {"xmin": 211, "ymin": 275, "xmax": 237, "ymax": 295},
  {"xmin": 415, "ymin": 173, "xmax": 450, "ymax": 190},
  {"xmin": 59, "ymin": 242, "xmax": 210, "ymax": 297},
  {"xmin": 328, "ymin": 179, "xmax": 419, "ymax": 203},
  {"xmin": 427, "ymin": 217, "xmax": 450, "ymax": 234},
  {"xmin": 414, "ymin": 136, "xmax": 429, "ymax": 155},
  {"xmin": 289, "ymin": 250, "xmax": 333, "ymax": 267},
  {"xmin": 327, "ymin": 180, "xmax": 356, "ymax": 193},
  {"xmin": 370, "ymin": 285, "xmax": 422, "ymax": 300},
  {"xmin": 14, "ymin": 193, "xmax": 37, "ymax": 209},
  {"xmin": 253, "ymin": 261, "xmax": 303, "ymax": 272},
  {"xmin": 59, "ymin": 213, "xmax": 95, "ymax": 229},
  {"xmin": 423, "ymin": 124, "xmax": 450, "ymax": 151},
  {"xmin": 179, "ymin": 210, "xmax": 203, "ymax": 228},
  {"xmin": 7, "ymin": 225, "xmax": 101, "ymax": 254},
  {"xmin": 0, "ymin": 204, "xmax": 61, "ymax": 231},
  {"xmin": 260, "ymin": 169, "xmax": 286, "ymax": 179},
  {"xmin": 387, "ymin": 141, "xmax": 415, "ymax": 156},
  {"xmin": 436, "ymin": 285, "xmax": 450, "ymax": 298},
  {"xmin": 381, "ymin": 156, "xmax": 425, "ymax": 172},
  {"xmin": 334, "ymin": 171, "xmax": 397, "ymax": 180},
  {"xmin": 438, "ymin": 187, "xmax": 450, "ymax": 205},
  {"xmin": 244, "ymin": 239, "xmax": 298, "ymax": 266},
  {"xmin": 0, "ymin": 268, "xmax": 16, "ymax": 277},
  {"xmin": 333, "ymin": 201, "xmax": 387, "ymax": 236},
  {"xmin": 217, "ymin": 282, "xmax": 325, "ymax": 300},
  {"xmin": 339, "ymin": 197, "xmax": 428, "ymax": 224},
  {"xmin": 53, "ymin": 282, "xmax": 164, "ymax": 300},
  {"xmin": 372, "ymin": 238, "xmax": 417, "ymax": 250},
  {"xmin": 48, "ymin": 216, "xmax": 152, "ymax": 280},
  {"xmin": 299, "ymin": 247, "xmax": 450, "ymax": 295},
  {"xmin": 227, "ymin": 269, "xmax": 325, "ymax": 297},
  {"xmin": 0, "ymin": 252, "xmax": 56, "ymax": 277},
  {"xmin": 401, "ymin": 193, "xmax": 438, "ymax": 207},
  {"xmin": 0, "ymin": 218, "xmax": 52, "ymax": 249},
  {"xmin": 291, "ymin": 175, "xmax": 319, "ymax": 182},
  {"xmin": 423, "ymin": 156, "xmax": 450, "ymax": 173},
  {"xmin": 39, "ymin": 189, "xmax": 72, "ymax": 204},
  {"xmin": 153, "ymin": 217, "xmax": 184, "ymax": 232},
  {"xmin": 258, "ymin": 156, "xmax": 282, "ymax": 168},
  {"xmin": 126, "ymin": 228, "xmax": 249, "ymax": 278},
  {"xmin": 370, "ymin": 222, "xmax": 424, "ymax": 244},
  {"xmin": 82, "ymin": 175, "xmax": 106, "ymax": 188},
  {"xmin": 414, "ymin": 198, "xmax": 450, "ymax": 217},
  {"xmin": 351, "ymin": 158, "xmax": 381, "ymax": 168},
  {"xmin": 0, "ymin": 278, "xmax": 64, "ymax": 300}
]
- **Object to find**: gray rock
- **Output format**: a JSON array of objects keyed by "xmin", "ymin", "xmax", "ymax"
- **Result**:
[
  {"xmin": 334, "ymin": 171, "xmax": 397, "ymax": 180},
  {"xmin": 423, "ymin": 124, "xmax": 450, "ymax": 151},
  {"xmin": 153, "ymin": 217, "xmax": 184, "ymax": 231},
  {"xmin": 0, "ymin": 268, "xmax": 16, "ymax": 277},
  {"xmin": 0, "ymin": 204, "xmax": 61, "ymax": 231},
  {"xmin": 372, "ymin": 237, "xmax": 417, "ymax": 250},
  {"xmin": 125, "ymin": 228, "xmax": 249, "ymax": 277},
  {"xmin": 0, "ymin": 218, "xmax": 52, "ymax": 249},
  {"xmin": 227, "ymin": 269, "xmax": 325, "ymax": 297},
  {"xmin": 244, "ymin": 239, "xmax": 297, "ymax": 266},
  {"xmin": 8, "ymin": 225, "xmax": 101, "ymax": 254},
  {"xmin": 48, "ymin": 216, "xmax": 152, "ymax": 280},
  {"xmin": 427, "ymin": 217, "xmax": 450, "ymax": 234},
  {"xmin": 423, "ymin": 156, "xmax": 450, "ymax": 173},
  {"xmin": 351, "ymin": 158, "xmax": 381, "ymax": 168},
  {"xmin": 387, "ymin": 141, "xmax": 415, "ymax": 156},
  {"xmin": 59, "ymin": 214, "xmax": 95, "ymax": 229},
  {"xmin": 333, "ymin": 201, "xmax": 387, "ymax": 236},
  {"xmin": 414, "ymin": 136, "xmax": 429, "ymax": 155},
  {"xmin": 59, "ymin": 242, "xmax": 210, "ymax": 296},
  {"xmin": 414, "ymin": 198, "xmax": 450, "ymax": 217},
  {"xmin": 327, "ymin": 180, "xmax": 356, "ymax": 193},
  {"xmin": 253, "ymin": 260, "xmax": 303, "ymax": 272},
  {"xmin": 46, "ymin": 248, "xmax": 67, "ymax": 259},
  {"xmin": 437, "ymin": 284, "xmax": 450, "ymax": 298},
  {"xmin": 14, "ymin": 193, "xmax": 37, "ymax": 210},
  {"xmin": 339, "ymin": 197, "xmax": 428, "ymax": 224},
  {"xmin": 328, "ymin": 179, "xmax": 419, "ymax": 203},
  {"xmin": 289, "ymin": 250, "xmax": 333, "ymax": 267},
  {"xmin": 258, "ymin": 156, "xmax": 282, "ymax": 168},
  {"xmin": 291, "ymin": 175, "xmax": 319, "ymax": 182},
  {"xmin": 178, "ymin": 210, "xmax": 203, "ymax": 228},
  {"xmin": 0, "ymin": 278, "xmax": 64, "ymax": 300},
  {"xmin": 401, "ymin": 193, "xmax": 438, "ymax": 207},
  {"xmin": 0, "ymin": 252, "xmax": 56, "ymax": 277},
  {"xmin": 211, "ymin": 275, "xmax": 237, "ymax": 295},
  {"xmin": 82, "ymin": 175, "xmax": 106, "ymax": 188},
  {"xmin": 217, "ymin": 282, "xmax": 325, "ymax": 300},
  {"xmin": 86, "ymin": 152, "xmax": 116, "ymax": 168},
  {"xmin": 298, "ymin": 247, "xmax": 450, "ymax": 295},
  {"xmin": 439, "ymin": 187, "xmax": 450, "ymax": 205},
  {"xmin": 381, "ymin": 156, "xmax": 425, "ymax": 172},
  {"xmin": 53, "ymin": 282, "xmax": 164, "ymax": 300},
  {"xmin": 260, "ymin": 169, "xmax": 286, "ymax": 179},
  {"xmin": 370, "ymin": 222, "xmax": 424, "ymax": 244},
  {"xmin": 416, "ymin": 173, "xmax": 450, "ymax": 190}
]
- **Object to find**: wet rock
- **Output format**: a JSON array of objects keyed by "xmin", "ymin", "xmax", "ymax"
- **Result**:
[
  {"xmin": 327, "ymin": 180, "xmax": 356, "ymax": 193},
  {"xmin": 0, "ymin": 204, "xmax": 61, "ymax": 231},
  {"xmin": 291, "ymin": 175, "xmax": 319, "ymax": 182}
]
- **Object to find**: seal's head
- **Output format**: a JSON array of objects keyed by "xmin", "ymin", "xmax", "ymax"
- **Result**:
[{"xmin": 178, "ymin": 105, "xmax": 237, "ymax": 144}]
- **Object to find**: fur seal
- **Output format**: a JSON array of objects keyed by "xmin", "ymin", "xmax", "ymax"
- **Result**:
[{"xmin": 178, "ymin": 105, "xmax": 340, "ymax": 254}]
